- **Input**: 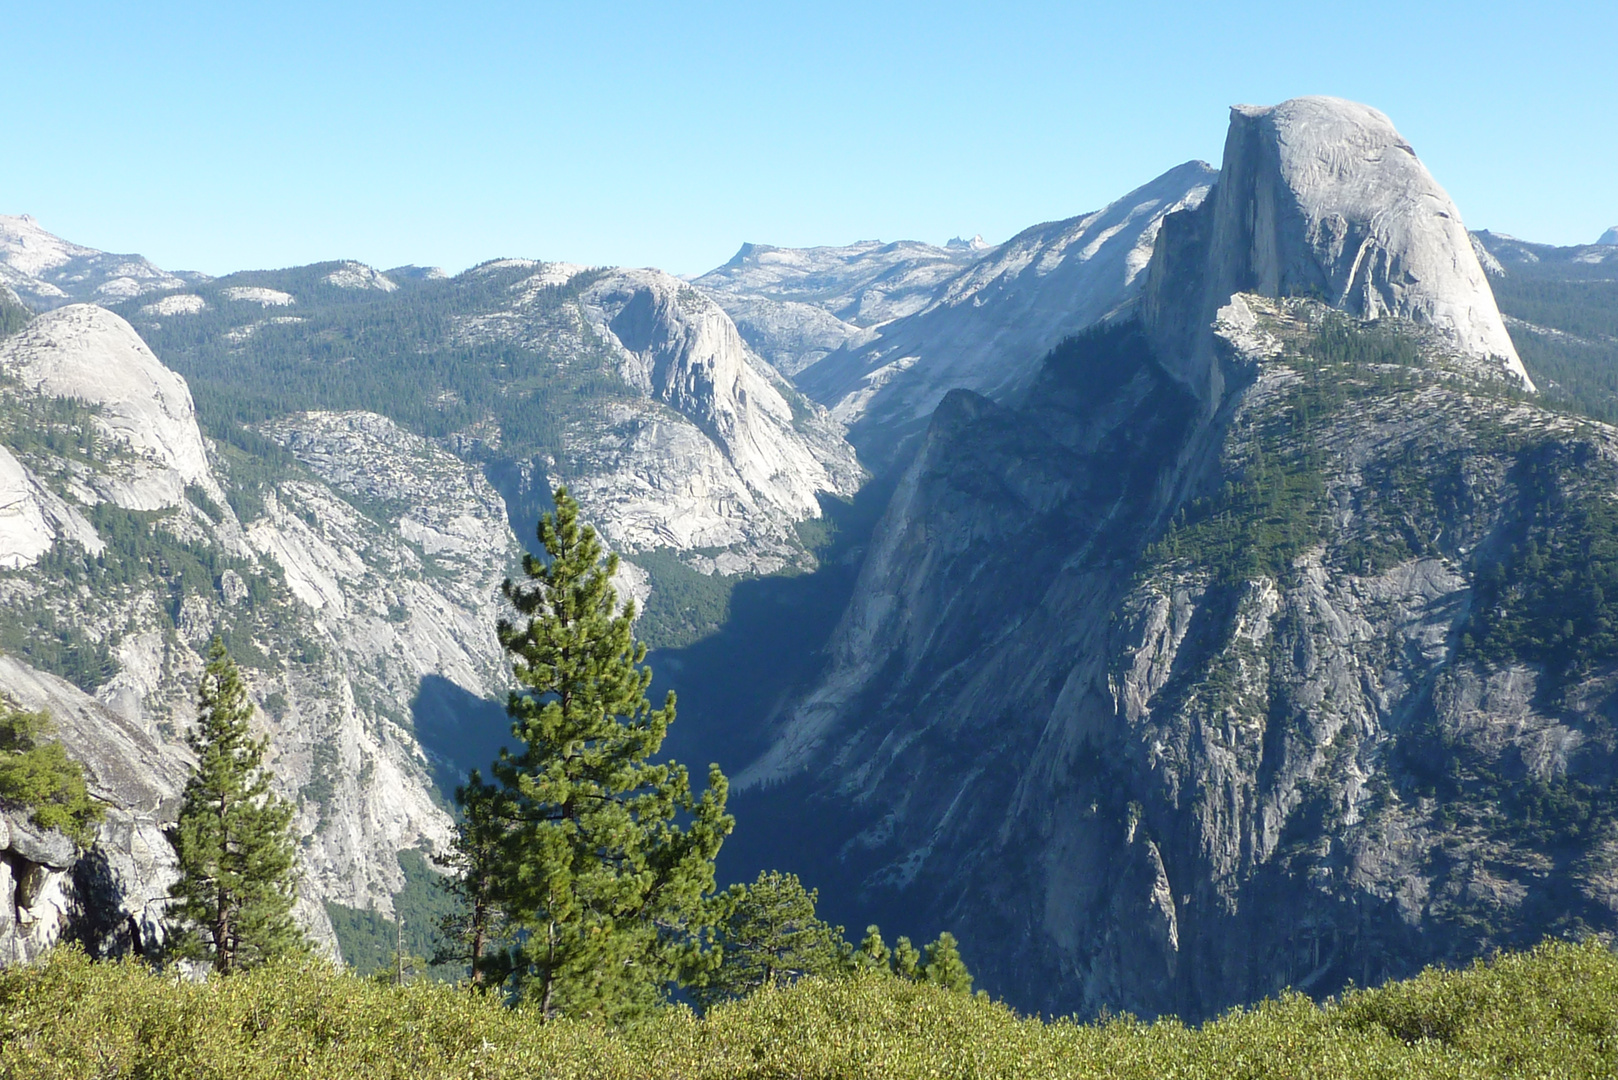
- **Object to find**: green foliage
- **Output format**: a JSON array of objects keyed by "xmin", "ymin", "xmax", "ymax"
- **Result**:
[
  {"xmin": 326, "ymin": 850, "xmax": 461, "ymax": 980},
  {"xmin": 920, "ymin": 932, "xmax": 973, "ymax": 993},
  {"xmin": 691, "ymin": 870, "xmax": 851, "ymax": 1009},
  {"xmin": 185, "ymin": 482, "xmax": 224, "ymax": 523},
  {"xmin": 0, "ymin": 290, "xmax": 30, "ymax": 339},
  {"xmin": 1143, "ymin": 312, "xmax": 1459, "ymax": 585},
  {"xmin": 477, "ymin": 487, "xmax": 733, "ymax": 1021},
  {"xmin": 0, "ymin": 393, "xmax": 102, "ymax": 464},
  {"xmin": 623, "ymin": 547, "xmax": 740, "ymax": 649},
  {"xmin": 851, "ymin": 925, "xmax": 974, "ymax": 994},
  {"xmin": 123, "ymin": 263, "xmax": 633, "ymax": 463},
  {"xmin": 0, "ymin": 608, "xmax": 116, "ymax": 693},
  {"xmin": 1463, "ymin": 448, "xmax": 1618, "ymax": 681},
  {"xmin": 1494, "ymin": 277, "xmax": 1618, "ymax": 424},
  {"xmin": 0, "ymin": 496, "xmax": 279, "ymax": 690},
  {"xmin": 432, "ymin": 770, "xmax": 508, "ymax": 986},
  {"xmin": 166, "ymin": 641, "xmax": 306, "ymax": 974},
  {"xmin": 8, "ymin": 938, "xmax": 1618, "ymax": 1078},
  {"xmin": 0, "ymin": 703, "xmax": 104, "ymax": 848}
]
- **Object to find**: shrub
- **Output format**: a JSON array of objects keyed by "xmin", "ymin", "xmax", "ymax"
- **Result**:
[{"xmin": 4, "ymin": 939, "xmax": 1618, "ymax": 1078}]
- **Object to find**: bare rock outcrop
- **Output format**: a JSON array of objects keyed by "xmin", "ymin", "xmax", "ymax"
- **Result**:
[
  {"xmin": 2, "ymin": 657, "xmax": 191, "ymax": 962},
  {"xmin": 0, "ymin": 214, "xmax": 196, "ymax": 309},
  {"xmin": 0, "ymin": 305, "xmax": 219, "ymax": 510},
  {"xmin": 724, "ymin": 162, "xmax": 1216, "ymax": 464},
  {"xmin": 460, "ymin": 262, "xmax": 863, "ymax": 573}
]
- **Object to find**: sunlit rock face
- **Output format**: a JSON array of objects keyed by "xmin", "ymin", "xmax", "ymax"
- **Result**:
[
  {"xmin": 787, "ymin": 163, "xmax": 1219, "ymax": 462},
  {"xmin": 0, "ymin": 305, "xmax": 221, "ymax": 512},
  {"xmin": 1145, "ymin": 97, "xmax": 1530, "ymax": 407}
]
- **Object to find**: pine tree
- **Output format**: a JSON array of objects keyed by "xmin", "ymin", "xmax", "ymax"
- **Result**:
[
  {"xmin": 692, "ymin": 870, "xmax": 851, "ymax": 1009},
  {"xmin": 854, "ymin": 924, "xmax": 890, "ymax": 971},
  {"xmin": 892, "ymin": 935, "xmax": 923, "ymax": 980},
  {"xmin": 489, "ymin": 487, "xmax": 733, "ymax": 1021},
  {"xmin": 434, "ymin": 769, "xmax": 509, "ymax": 986},
  {"xmin": 166, "ymin": 640, "xmax": 305, "ymax": 973},
  {"xmin": 851, "ymin": 924, "xmax": 974, "ymax": 993},
  {"xmin": 920, "ymin": 931, "xmax": 973, "ymax": 993}
]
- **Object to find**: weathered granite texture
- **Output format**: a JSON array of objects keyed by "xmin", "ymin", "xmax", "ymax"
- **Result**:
[{"xmin": 1144, "ymin": 97, "xmax": 1532, "ymax": 406}]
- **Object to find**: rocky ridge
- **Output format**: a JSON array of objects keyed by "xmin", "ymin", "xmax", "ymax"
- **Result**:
[
  {"xmin": 710, "ymin": 162, "xmax": 1217, "ymax": 466},
  {"xmin": 695, "ymin": 239, "xmax": 983, "ymax": 376},
  {"xmin": 0, "ymin": 229, "xmax": 868, "ymax": 962},
  {"xmin": 0, "ymin": 215, "xmax": 200, "ymax": 310},
  {"xmin": 461, "ymin": 264, "xmax": 863, "ymax": 572},
  {"xmin": 1143, "ymin": 97, "xmax": 1532, "ymax": 407},
  {"xmin": 1473, "ymin": 230, "xmax": 1618, "ymax": 279}
]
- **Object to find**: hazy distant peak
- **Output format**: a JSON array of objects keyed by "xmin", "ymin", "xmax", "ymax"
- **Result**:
[
  {"xmin": 386, "ymin": 264, "xmax": 449, "ymax": 281},
  {"xmin": 1600, "ymin": 227, "xmax": 1618, "ymax": 246},
  {"xmin": 323, "ymin": 261, "xmax": 398, "ymax": 292},
  {"xmin": 945, "ymin": 234, "xmax": 990, "ymax": 251},
  {"xmin": 0, "ymin": 214, "xmax": 196, "ymax": 310}
]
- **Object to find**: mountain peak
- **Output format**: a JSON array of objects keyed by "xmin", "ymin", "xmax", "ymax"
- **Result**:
[
  {"xmin": 0, "ymin": 214, "xmax": 196, "ymax": 309},
  {"xmin": 1599, "ymin": 227, "xmax": 1618, "ymax": 246},
  {"xmin": 946, "ymin": 234, "xmax": 990, "ymax": 251},
  {"xmin": 1144, "ymin": 95, "xmax": 1532, "ymax": 403}
]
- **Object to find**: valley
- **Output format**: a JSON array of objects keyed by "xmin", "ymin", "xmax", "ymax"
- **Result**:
[{"xmin": 3, "ymin": 96, "xmax": 1618, "ymax": 1019}]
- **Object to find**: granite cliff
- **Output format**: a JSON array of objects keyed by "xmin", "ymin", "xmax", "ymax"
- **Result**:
[{"xmin": 0, "ymin": 240, "xmax": 862, "ymax": 963}]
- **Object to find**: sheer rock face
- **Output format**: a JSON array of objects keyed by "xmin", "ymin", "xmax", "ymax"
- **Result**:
[
  {"xmin": 578, "ymin": 268, "xmax": 863, "ymax": 550},
  {"xmin": 0, "ymin": 334, "xmax": 523, "ymax": 948},
  {"xmin": 454, "ymin": 262, "xmax": 863, "ymax": 575},
  {"xmin": 0, "ymin": 305, "xmax": 220, "ymax": 511},
  {"xmin": 0, "ymin": 656, "xmax": 192, "ymax": 963},
  {"xmin": 739, "ymin": 295, "xmax": 1607, "ymax": 1021},
  {"xmin": 1145, "ymin": 97, "xmax": 1531, "ymax": 405}
]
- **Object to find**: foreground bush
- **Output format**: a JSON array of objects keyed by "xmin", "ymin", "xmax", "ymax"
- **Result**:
[{"xmin": 3, "ymin": 940, "xmax": 1618, "ymax": 1078}]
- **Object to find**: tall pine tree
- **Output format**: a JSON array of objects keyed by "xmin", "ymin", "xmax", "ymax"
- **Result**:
[
  {"xmin": 434, "ymin": 769, "xmax": 509, "ymax": 986},
  {"xmin": 166, "ymin": 640, "xmax": 305, "ymax": 973},
  {"xmin": 487, "ymin": 486, "xmax": 732, "ymax": 1021}
]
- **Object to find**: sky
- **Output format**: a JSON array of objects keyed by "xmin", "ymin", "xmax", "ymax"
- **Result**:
[{"xmin": 5, "ymin": 1, "xmax": 1614, "ymax": 278}]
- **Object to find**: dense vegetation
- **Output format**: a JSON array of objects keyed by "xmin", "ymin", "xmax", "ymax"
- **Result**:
[
  {"xmin": 325, "ymin": 849, "xmax": 460, "ymax": 979},
  {"xmin": 0, "ymin": 703, "xmax": 102, "ymax": 847},
  {"xmin": 115, "ymin": 263, "xmax": 634, "ymax": 462},
  {"xmin": 0, "ymin": 288, "xmax": 29, "ymax": 338},
  {"xmin": 1144, "ymin": 312, "xmax": 1427, "ymax": 584},
  {"xmin": 446, "ymin": 488, "xmax": 734, "ymax": 1018},
  {"xmin": 166, "ymin": 642, "xmax": 306, "ymax": 973},
  {"xmin": 624, "ymin": 547, "xmax": 741, "ymax": 649},
  {"xmin": 1463, "ymin": 446, "xmax": 1618, "ymax": 681},
  {"xmin": 5, "ymin": 938, "xmax": 1618, "ymax": 1078},
  {"xmin": 1494, "ymin": 275, "xmax": 1618, "ymax": 423}
]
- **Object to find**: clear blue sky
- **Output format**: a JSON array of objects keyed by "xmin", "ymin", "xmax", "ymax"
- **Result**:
[{"xmin": 6, "ymin": 1, "xmax": 1613, "ymax": 277}]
